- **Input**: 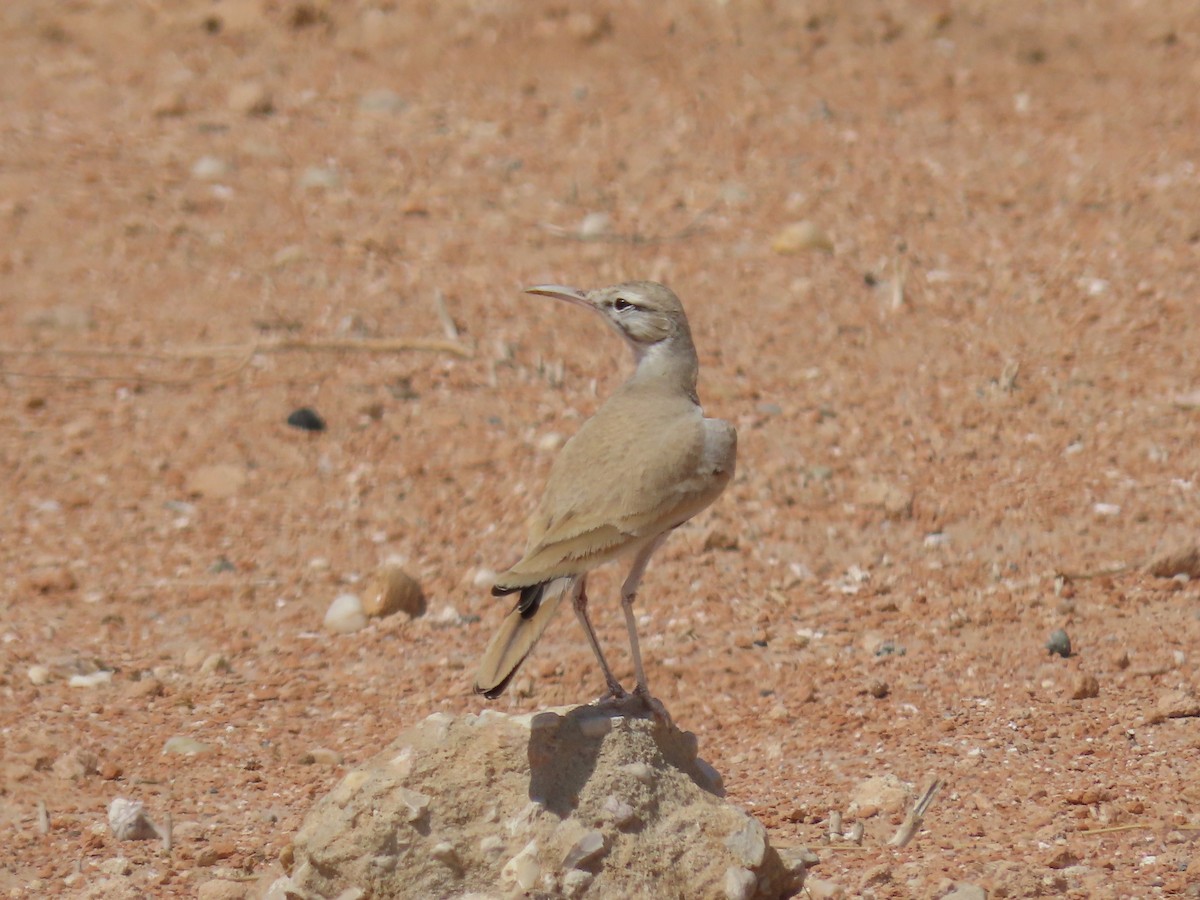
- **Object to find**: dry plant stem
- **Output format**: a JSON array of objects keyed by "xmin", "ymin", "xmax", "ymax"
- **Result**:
[
  {"xmin": 889, "ymin": 779, "xmax": 943, "ymax": 848},
  {"xmin": 538, "ymin": 206, "xmax": 714, "ymax": 245},
  {"xmin": 0, "ymin": 335, "xmax": 471, "ymax": 383},
  {"xmin": 1078, "ymin": 823, "xmax": 1152, "ymax": 836},
  {"xmin": 432, "ymin": 289, "xmax": 459, "ymax": 341},
  {"xmin": 36, "ymin": 800, "xmax": 49, "ymax": 835},
  {"xmin": 158, "ymin": 812, "xmax": 173, "ymax": 853},
  {"xmin": 826, "ymin": 810, "xmax": 842, "ymax": 843},
  {"xmin": 1055, "ymin": 564, "xmax": 1134, "ymax": 581}
]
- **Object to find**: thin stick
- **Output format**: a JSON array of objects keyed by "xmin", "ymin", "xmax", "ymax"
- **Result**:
[
  {"xmin": 432, "ymin": 290, "xmax": 459, "ymax": 342},
  {"xmin": 1077, "ymin": 823, "xmax": 1152, "ymax": 836},
  {"xmin": 0, "ymin": 334, "xmax": 471, "ymax": 383},
  {"xmin": 36, "ymin": 800, "xmax": 49, "ymax": 835},
  {"xmin": 889, "ymin": 779, "xmax": 942, "ymax": 848}
]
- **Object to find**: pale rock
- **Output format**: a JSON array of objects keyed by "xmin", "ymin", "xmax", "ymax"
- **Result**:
[
  {"xmin": 943, "ymin": 883, "xmax": 987, "ymax": 900},
  {"xmin": 108, "ymin": 798, "xmax": 159, "ymax": 840},
  {"xmin": 191, "ymin": 156, "xmax": 228, "ymax": 180},
  {"xmin": 771, "ymin": 221, "xmax": 834, "ymax": 255},
  {"xmin": 69, "ymin": 670, "xmax": 113, "ymax": 688},
  {"xmin": 362, "ymin": 565, "xmax": 425, "ymax": 618},
  {"xmin": 286, "ymin": 707, "xmax": 794, "ymax": 898},
  {"xmin": 27, "ymin": 664, "xmax": 52, "ymax": 685},
  {"xmin": 1155, "ymin": 689, "xmax": 1200, "ymax": 721},
  {"xmin": 805, "ymin": 877, "xmax": 846, "ymax": 899},
  {"xmin": 358, "ymin": 89, "xmax": 407, "ymax": 114},
  {"xmin": 228, "ymin": 81, "xmax": 273, "ymax": 115},
  {"xmin": 856, "ymin": 480, "xmax": 914, "ymax": 518},
  {"xmin": 848, "ymin": 773, "xmax": 911, "ymax": 817},
  {"xmin": 98, "ymin": 856, "xmax": 132, "ymax": 877},
  {"xmin": 162, "ymin": 736, "xmax": 212, "ymax": 755},
  {"xmin": 197, "ymin": 879, "xmax": 249, "ymax": 900},
  {"xmin": 324, "ymin": 594, "xmax": 368, "ymax": 634},
  {"xmin": 300, "ymin": 166, "xmax": 342, "ymax": 190},
  {"xmin": 725, "ymin": 866, "xmax": 758, "ymax": 900}
]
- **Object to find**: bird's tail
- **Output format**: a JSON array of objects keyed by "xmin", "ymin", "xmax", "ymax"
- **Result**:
[{"xmin": 474, "ymin": 576, "xmax": 574, "ymax": 699}]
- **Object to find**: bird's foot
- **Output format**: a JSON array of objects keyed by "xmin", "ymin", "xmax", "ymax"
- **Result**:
[
  {"xmin": 634, "ymin": 683, "xmax": 673, "ymax": 728},
  {"xmin": 596, "ymin": 680, "xmax": 628, "ymax": 704}
]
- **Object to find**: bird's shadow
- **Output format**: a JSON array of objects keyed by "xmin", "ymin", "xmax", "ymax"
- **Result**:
[{"xmin": 526, "ymin": 698, "xmax": 723, "ymax": 819}]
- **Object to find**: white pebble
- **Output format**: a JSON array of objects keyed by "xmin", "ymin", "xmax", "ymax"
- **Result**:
[
  {"xmin": 191, "ymin": 156, "xmax": 228, "ymax": 180},
  {"xmin": 27, "ymin": 664, "xmax": 51, "ymax": 685},
  {"xmin": 324, "ymin": 594, "xmax": 368, "ymax": 634},
  {"xmin": 69, "ymin": 670, "xmax": 113, "ymax": 688}
]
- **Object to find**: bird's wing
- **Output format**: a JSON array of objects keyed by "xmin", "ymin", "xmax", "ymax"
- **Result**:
[{"xmin": 497, "ymin": 404, "xmax": 735, "ymax": 586}]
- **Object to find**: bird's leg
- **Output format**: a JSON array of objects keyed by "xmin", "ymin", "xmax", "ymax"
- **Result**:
[
  {"xmin": 620, "ymin": 536, "xmax": 671, "ymax": 722},
  {"xmin": 571, "ymin": 575, "xmax": 626, "ymax": 700}
]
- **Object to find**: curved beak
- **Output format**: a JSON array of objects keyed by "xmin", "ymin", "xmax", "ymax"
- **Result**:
[{"xmin": 525, "ymin": 284, "xmax": 589, "ymax": 308}]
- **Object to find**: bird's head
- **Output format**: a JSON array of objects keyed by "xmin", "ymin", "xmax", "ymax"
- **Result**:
[{"xmin": 525, "ymin": 281, "xmax": 692, "ymax": 360}]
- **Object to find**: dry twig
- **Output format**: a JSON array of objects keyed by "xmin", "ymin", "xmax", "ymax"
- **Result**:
[
  {"xmin": 538, "ymin": 206, "xmax": 714, "ymax": 245},
  {"xmin": 889, "ymin": 779, "xmax": 942, "ymax": 848},
  {"xmin": 36, "ymin": 800, "xmax": 49, "ymax": 835},
  {"xmin": 0, "ymin": 334, "xmax": 471, "ymax": 384}
]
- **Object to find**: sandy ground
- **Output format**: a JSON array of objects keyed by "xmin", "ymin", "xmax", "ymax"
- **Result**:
[{"xmin": 2, "ymin": 1, "xmax": 1200, "ymax": 897}]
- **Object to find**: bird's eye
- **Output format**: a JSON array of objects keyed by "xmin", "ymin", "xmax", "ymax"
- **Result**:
[{"xmin": 613, "ymin": 298, "xmax": 634, "ymax": 312}]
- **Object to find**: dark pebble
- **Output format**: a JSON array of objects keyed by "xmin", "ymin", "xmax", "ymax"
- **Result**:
[
  {"xmin": 1046, "ymin": 629, "xmax": 1072, "ymax": 658},
  {"xmin": 287, "ymin": 407, "xmax": 326, "ymax": 431}
]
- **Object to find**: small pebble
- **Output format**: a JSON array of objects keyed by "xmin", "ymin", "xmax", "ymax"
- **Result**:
[
  {"xmin": 98, "ymin": 856, "xmax": 132, "ymax": 877},
  {"xmin": 69, "ymin": 670, "xmax": 113, "ymax": 688},
  {"xmin": 27, "ymin": 664, "xmax": 51, "ymax": 686},
  {"xmin": 108, "ymin": 798, "xmax": 159, "ymax": 841},
  {"xmin": 621, "ymin": 762, "xmax": 655, "ymax": 784},
  {"xmin": 324, "ymin": 594, "xmax": 368, "ymax": 634},
  {"xmin": 358, "ymin": 89, "xmax": 407, "ymax": 114},
  {"xmin": 1069, "ymin": 672, "xmax": 1100, "ymax": 701},
  {"xmin": 299, "ymin": 166, "xmax": 341, "ymax": 190},
  {"xmin": 191, "ymin": 156, "xmax": 228, "ymax": 180},
  {"xmin": 228, "ymin": 81, "xmax": 273, "ymax": 116},
  {"xmin": 163, "ymin": 736, "xmax": 212, "ymax": 756},
  {"xmin": 286, "ymin": 407, "xmax": 326, "ymax": 432},
  {"xmin": 1046, "ymin": 629, "xmax": 1072, "ymax": 658},
  {"xmin": 771, "ymin": 220, "xmax": 834, "ymax": 255},
  {"xmin": 362, "ymin": 565, "xmax": 425, "ymax": 618},
  {"xmin": 561, "ymin": 830, "xmax": 605, "ymax": 869}
]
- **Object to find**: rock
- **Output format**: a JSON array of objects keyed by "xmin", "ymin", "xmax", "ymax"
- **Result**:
[
  {"xmin": 108, "ymin": 798, "xmax": 159, "ymax": 840},
  {"xmin": 943, "ymin": 883, "xmax": 987, "ymax": 900},
  {"xmin": 287, "ymin": 407, "xmax": 326, "ymax": 432},
  {"xmin": 27, "ymin": 664, "xmax": 51, "ymax": 685},
  {"xmin": 725, "ymin": 866, "xmax": 758, "ymax": 900},
  {"xmin": 804, "ymin": 877, "xmax": 845, "ymax": 899},
  {"xmin": 299, "ymin": 166, "xmax": 342, "ymax": 190},
  {"xmin": 52, "ymin": 749, "xmax": 98, "ymax": 780},
  {"xmin": 362, "ymin": 565, "xmax": 425, "ymax": 618},
  {"xmin": 287, "ymin": 706, "xmax": 795, "ymax": 898},
  {"xmin": 151, "ymin": 88, "xmax": 188, "ymax": 118},
  {"xmin": 771, "ymin": 221, "xmax": 834, "ymax": 255},
  {"xmin": 358, "ymin": 89, "xmax": 407, "ymax": 114},
  {"xmin": 228, "ymin": 81, "xmax": 273, "ymax": 116},
  {"xmin": 1069, "ymin": 672, "xmax": 1100, "ymax": 700},
  {"xmin": 186, "ymin": 464, "xmax": 247, "ymax": 499},
  {"xmin": 191, "ymin": 155, "xmax": 228, "ymax": 180},
  {"xmin": 302, "ymin": 748, "xmax": 344, "ymax": 766},
  {"xmin": 163, "ymin": 736, "xmax": 212, "ymax": 756},
  {"xmin": 69, "ymin": 670, "xmax": 113, "ymax": 688},
  {"xmin": 1155, "ymin": 689, "xmax": 1200, "ymax": 721},
  {"xmin": 196, "ymin": 881, "xmax": 248, "ymax": 900},
  {"xmin": 848, "ymin": 774, "xmax": 911, "ymax": 817},
  {"xmin": 1046, "ymin": 629, "xmax": 1072, "ymax": 658},
  {"xmin": 324, "ymin": 594, "xmax": 368, "ymax": 634},
  {"xmin": 199, "ymin": 653, "xmax": 230, "ymax": 675},
  {"xmin": 98, "ymin": 856, "xmax": 132, "ymax": 877},
  {"xmin": 855, "ymin": 480, "xmax": 913, "ymax": 518}
]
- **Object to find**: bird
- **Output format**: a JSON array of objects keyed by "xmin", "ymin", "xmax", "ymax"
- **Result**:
[{"xmin": 473, "ymin": 281, "xmax": 737, "ymax": 710}]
